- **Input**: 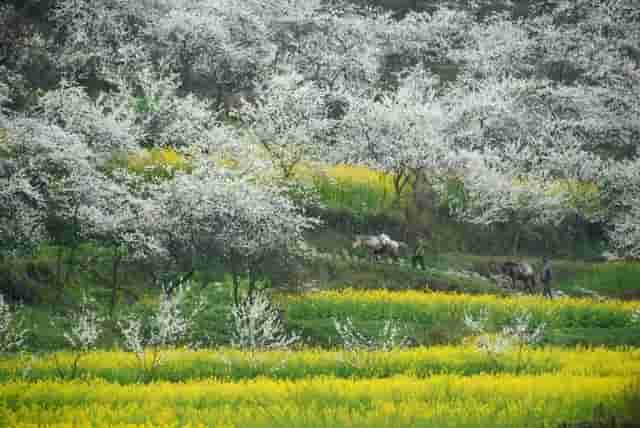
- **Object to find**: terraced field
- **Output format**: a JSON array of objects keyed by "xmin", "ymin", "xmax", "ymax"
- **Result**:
[{"xmin": 1, "ymin": 290, "xmax": 639, "ymax": 427}]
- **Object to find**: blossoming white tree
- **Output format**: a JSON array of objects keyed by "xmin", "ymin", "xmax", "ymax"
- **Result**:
[
  {"xmin": 0, "ymin": 293, "xmax": 28, "ymax": 354},
  {"xmin": 230, "ymin": 290, "xmax": 299, "ymax": 351},
  {"xmin": 3, "ymin": 0, "xmax": 640, "ymax": 310},
  {"xmin": 464, "ymin": 307, "xmax": 546, "ymax": 372},
  {"xmin": 52, "ymin": 294, "xmax": 103, "ymax": 378},
  {"xmin": 425, "ymin": 0, "xmax": 640, "ymax": 257},
  {"xmin": 241, "ymin": 71, "xmax": 332, "ymax": 179},
  {"xmin": 334, "ymin": 316, "xmax": 408, "ymax": 351},
  {"xmin": 156, "ymin": 163, "xmax": 319, "ymax": 305},
  {"xmin": 118, "ymin": 283, "xmax": 205, "ymax": 379}
]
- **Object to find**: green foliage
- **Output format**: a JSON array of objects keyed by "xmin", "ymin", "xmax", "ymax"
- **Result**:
[{"xmin": 560, "ymin": 262, "xmax": 640, "ymax": 297}]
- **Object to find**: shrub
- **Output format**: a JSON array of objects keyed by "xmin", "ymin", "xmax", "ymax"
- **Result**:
[
  {"xmin": 118, "ymin": 283, "xmax": 205, "ymax": 380},
  {"xmin": 0, "ymin": 292, "xmax": 28, "ymax": 354},
  {"xmin": 229, "ymin": 291, "xmax": 299, "ymax": 351}
]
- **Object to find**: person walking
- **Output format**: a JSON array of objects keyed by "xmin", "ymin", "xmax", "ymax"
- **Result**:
[
  {"xmin": 412, "ymin": 236, "xmax": 426, "ymax": 271},
  {"xmin": 542, "ymin": 256, "xmax": 553, "ymax": 298}
]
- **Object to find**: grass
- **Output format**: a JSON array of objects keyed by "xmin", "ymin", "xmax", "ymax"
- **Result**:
[
  {"xmin": 561, "ymin": 261, "xmax": 640, "ymax": 298},
  {"xmin": 13, "ymin": 280, "xmax": 640, "ymax": 352},
  {"xmin": 377, "ymin": 252, "xmax": 640, "ymax": 298}
]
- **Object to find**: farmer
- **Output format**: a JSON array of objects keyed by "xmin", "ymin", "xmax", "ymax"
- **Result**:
[
  {"xmin": 412, "ymin": 235, "xmax": 426, "ymax": 271},
  {"xmin": 542, "ymin": 256, "xmax": 553, "ymax": 299}
]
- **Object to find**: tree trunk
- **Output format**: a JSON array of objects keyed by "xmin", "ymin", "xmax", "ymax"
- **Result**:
[
  {"xmin": 512, "ymin": 228, "xmax": 521, "ymax": 257},
  {"xmin": 109, "ymin": 250, "xmax": 121, "ymax": 317},
  {"xmin": 55, "ymin": 246, "xmax": 64, "ymax": 292},
  {"xmin": 65, "ymin": 244, "xmax": 77, "ymax": 284},
  {"xmin": 231, "ymin": 257, "xmax": 240, "ymax": 307},
  {"xmin": 247, "ymin": 263, "xmax": 256, "ymax": 304}
]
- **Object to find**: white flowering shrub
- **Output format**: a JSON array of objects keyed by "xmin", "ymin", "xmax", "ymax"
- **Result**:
[
  {"xmin": 62, "ymin": 294, "xmax": 103, "ymax": 352},
  {"xmin": 464, "ymin": 307, "xmax": 546, "ymax": 365},
  {"xmin": 334, "ymin": 317, "xmax": 408, "ymax": 351},
  {"xmin": 501, "ymin": 311, "xmax": 547, "ymax": 347},
  {"xmin": 230, "ymin": 291, "xmax": 299, "ymax": 351},
  {"xmin": 50, "ymin": 294, "xmax": 103, "ymax": 378},
  {"xmin": 608, "ymin": 192, "xmax": 640, "ymax": 260},
  {"xmin": 0, "ymin": 293, "xmax": 28, "ymax": 354},
  {"xmin": 118, "ymin": 284, "xmax": 205, "ymax": 379}
]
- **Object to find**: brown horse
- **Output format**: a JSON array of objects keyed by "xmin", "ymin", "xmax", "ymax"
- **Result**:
[{"xmin": 500, "ymin": 261, "xmax": 536, "ymax": 293}]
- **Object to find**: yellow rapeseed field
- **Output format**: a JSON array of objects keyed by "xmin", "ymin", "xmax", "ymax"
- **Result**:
[
  {"xmin": 0, "ymin": 374, "xmax": 633, "ymax": 427},
  {"xmin": 301, "ymin": 289, "xmax": 640, "ymax": 312},
  {"xmin": 2, "ymin": 289, "xmax": 637, "ymax": 427},
  {"xmin": 1, "ymin": 346, "xmax": 638, "ymax": 379},
  {"xmin": 287, "ymin": 289, "xmax": 640, "ymax": 323}
]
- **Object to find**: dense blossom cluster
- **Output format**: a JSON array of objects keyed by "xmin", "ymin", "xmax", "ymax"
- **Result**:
[
  {"xmin": 230, "ymin": 290, "xmax": 300, "ymax": 350},
  {"xmin": 464, "ymin": 307, "xmax": 546, "ymax": 356},
  {"xmin": 334, "ymin": 316, "xmax": 409, "ymax": 351},
  {"xmin": 0, "ymin": 294, "xmax": 28, "ymax": 354},
  {"xmin": 117, "ymin": 284, "xmax": 206, "ymax": 375}
]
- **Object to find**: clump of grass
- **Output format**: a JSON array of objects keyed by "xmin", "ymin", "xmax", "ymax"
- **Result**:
[{"xmin": 565, "ymin": 261, "xmax": 640, "ymax": 296}]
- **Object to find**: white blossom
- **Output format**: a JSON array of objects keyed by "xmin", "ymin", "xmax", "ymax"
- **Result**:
[
  {"xmin": 334, "ymin": 317, "xmax": 408, "ymax": 351},
  {"xmin": 464, "ymin": 307, "xmax": 546, "ymax": 357},
  {"xmin": 118, "ymin": 284, "xmax": 204, "ymax": 374},
  {"xmin": 0, "ymin": 293, "xmax": 28, "ymax": 354},
  {"xmin": 230, "ymin": 291, "xmax": 299, "ymax": 350},
  {"xmin": 61, "ymin": 294, "xmax": 103, "ymax": 352}
]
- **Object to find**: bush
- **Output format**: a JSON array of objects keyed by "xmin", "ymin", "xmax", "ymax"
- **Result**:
[{"xmin": 230, "ymin": 291, "xmax": 299, "ymax": 351}]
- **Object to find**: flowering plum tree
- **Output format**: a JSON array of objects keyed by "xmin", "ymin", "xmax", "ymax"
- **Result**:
[
  {"xmin": 0, "ymin": 113, "xmax": 94, "ymax": 262},
  {"xmin": 118, "ymin": 283, "xmax": 205, "ymax": 379},
  {"xmin": 53, "ymin": 294, "xmax": 103, "ymax": 378},
  {"xmin": 241, "ymin": 72, "xmax": 332, "ymax": 179},
  {"xmin": 430, "ymin": 0, "xmax": 640, "ymax": 256},
  {"xmin": 334, "ymin": 316, "xmax": 408, "ymax": 351},
  {"xmin": 156, "ymin": 163, "xmax": 319, "ymax": 305},
  {"xmin": 464, "ymin": 307, "xmax": 546, "ymax": 372},
  {"xmin": 230, "ymin": 290, "xmax": 299, "ymax": 351},
  {"xmin": 3, "ymin": 0, "xmax": 640, "ymax": 301},
  {"xmin": 446, "ymin": 158, "xmax": 570, "ymax": 255},
  {"xmin": 0, "ymin": 293, "xmax": 28, "ymax": 354}
]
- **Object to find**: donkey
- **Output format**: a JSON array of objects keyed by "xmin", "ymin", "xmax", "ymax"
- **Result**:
[
  {"xmin": 353, "ymin": 234, "xmax": 383, "ymax": 260},
  {"xmin": 500, "ymin": 261, "xmax": 536, "ymax": 294},
  {"xmin": 353, "ymin": 234, "xmax": 406, "ymax": 262}
]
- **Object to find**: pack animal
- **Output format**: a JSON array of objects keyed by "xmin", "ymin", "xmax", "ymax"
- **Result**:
[
  {"xmin": 500, "ymin": 261, "xmax": 536, "ymax": 294},
  {"xmin": 353, "ymin": 234, "xmax": 407, "ymax": 262}
]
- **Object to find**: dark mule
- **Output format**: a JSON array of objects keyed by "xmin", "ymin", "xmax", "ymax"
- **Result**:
[{"xmin": 500, "ymin": 261, "xmax": 536, "ymax": 294}]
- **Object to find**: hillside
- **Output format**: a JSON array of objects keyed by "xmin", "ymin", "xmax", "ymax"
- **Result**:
[{"xmin": 1, "ymin": 0, "xmax": 640, "ymax": 427}]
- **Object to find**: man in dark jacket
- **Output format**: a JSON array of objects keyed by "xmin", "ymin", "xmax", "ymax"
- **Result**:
[
  {"xmin": 412, "ymin": 236, "xmax": 426, "ymax": 270},
  {"xmin": 542, "ymin": 256, "xmax": 553, "ymax": 298}
]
